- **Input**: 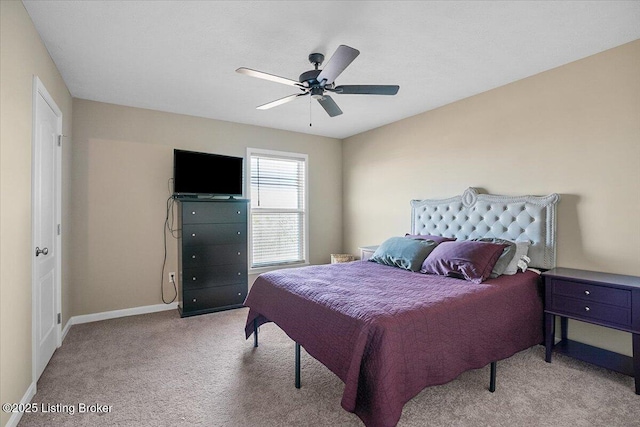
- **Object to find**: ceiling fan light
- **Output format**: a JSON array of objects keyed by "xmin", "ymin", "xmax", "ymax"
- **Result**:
[{"xmin": 310, "ymin": 87, "xmax": 324, "ymax": 99}]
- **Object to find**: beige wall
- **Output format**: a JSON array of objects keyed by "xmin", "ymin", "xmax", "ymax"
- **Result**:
[
  {"xmin": 0, "ymin": 1, "xmax": 73, "ymax": 426},
  {"xmin": 70, "ymin": 99, "xmax": 342, "ymax": 315},
  {"xmin": 343, "ymin": 40, "xmax": 640, "ymax": 356},
  {"xmin": 1, "ymin": 3, "xmax": 637, "ymax": 420}
]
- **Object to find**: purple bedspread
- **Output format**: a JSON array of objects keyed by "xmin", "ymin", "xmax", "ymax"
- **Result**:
[{"xmin": 244, "ymin": 261, "xmax": 543, "ymax": 427}]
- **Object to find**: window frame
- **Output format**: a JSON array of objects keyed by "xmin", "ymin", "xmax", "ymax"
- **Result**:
[{"xmin": 246, "ymin": 148, "xmax": 309, "ymax": 273}]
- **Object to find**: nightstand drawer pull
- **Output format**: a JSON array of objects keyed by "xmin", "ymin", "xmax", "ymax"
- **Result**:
[
  {"xmin": 584, "ymin": 306, "xmax": 590, "ymax": 312},
  {"xmin": 191, "ymin": 233, "xmax": 196, "ymax": 237},
  {"xmin": 584, "ymin": 290, "xmax": 590, "ymax": 295},
  {"xmin": 192, "ymin": 211, "xmax": 196, "ymax": 215},
  {"xmin": 192, "ymin": 255, "xmax": 196, "ymax": 259},
  {"xmin": 192, "ymin": 277, "xmax": 197, "ymax": 281}
]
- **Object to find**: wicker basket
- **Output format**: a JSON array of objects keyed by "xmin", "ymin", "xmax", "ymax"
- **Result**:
[{"xmin": 331, "ymin": 253, "xmax": 355, "ymax": 264}]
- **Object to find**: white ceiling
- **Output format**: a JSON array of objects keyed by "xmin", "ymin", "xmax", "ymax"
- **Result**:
[{"xmin": 23, "ymin": 1, "xmax": 640, "ymax": 139}]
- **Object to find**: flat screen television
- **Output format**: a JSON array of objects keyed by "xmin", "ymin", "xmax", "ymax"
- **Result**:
[{"xmin": 173, "ymin": 149, "xmax": 243, "ymax": 197}]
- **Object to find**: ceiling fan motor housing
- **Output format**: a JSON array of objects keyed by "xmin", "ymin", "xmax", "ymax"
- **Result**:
[
  {"xmin": 300, "ymin": 52, "xmax": 327, "ymax": 89},
  {"xmin": 299, "ymin": 69, "xmax": 322, "ymax": 87}
]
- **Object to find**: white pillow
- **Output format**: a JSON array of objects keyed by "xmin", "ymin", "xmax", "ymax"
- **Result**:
[{"xmin": 502, "ymin": 241, "xmax": 531, "ymax": 275}]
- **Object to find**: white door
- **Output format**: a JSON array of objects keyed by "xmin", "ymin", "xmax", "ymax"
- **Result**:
[{"xmin": 33, "ymin": 78, "xmax": 61, "ymax": 381}]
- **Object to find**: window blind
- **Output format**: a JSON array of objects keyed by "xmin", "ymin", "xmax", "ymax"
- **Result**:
[{"xmin": 249, "ymin": 153, "xmax": 306, "ymax": 268}]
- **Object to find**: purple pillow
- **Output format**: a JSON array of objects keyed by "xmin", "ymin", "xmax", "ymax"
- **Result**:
[
  {"xmin": 420, "ymin": 241, "xmax": 507, "ymax": 284},
  {"xmin": 405, "ymin": 234, "xmax": 455, "ymax": 244}
]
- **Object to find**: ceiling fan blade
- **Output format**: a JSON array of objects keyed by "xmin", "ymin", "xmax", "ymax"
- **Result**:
[
  {"xmin": 257, "ymin": 93, "xmax": 307, "ymax": 110},
  {"xmin": 316, "ymin": 45, "xmax": 360, "ymax": 85},
  {"xmin": 334, "ymin": 85, "xmax": 399, "ymax": 95},
  {"xmin": 236, "ymin": 67, "xmax": 302, "ymax": 88},
  {"xmin": 317, "ymin": 95, "xmax": 343, "ymax": 117}
]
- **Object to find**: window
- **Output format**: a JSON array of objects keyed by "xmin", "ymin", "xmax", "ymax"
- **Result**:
[{"xmin": 247, "ymin": 148, "xmax": 308, "ymax": 269}]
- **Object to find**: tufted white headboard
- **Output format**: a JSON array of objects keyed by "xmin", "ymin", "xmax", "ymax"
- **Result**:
[{"xmin": 410, "ymin": 188, "xmax": 560, "ymax": 269}]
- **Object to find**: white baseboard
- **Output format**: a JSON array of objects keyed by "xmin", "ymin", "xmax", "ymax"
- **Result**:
[
  {"xmin": 5, "ymin": 382, "xmax": 36, "ymax": 427},
  {"xmin": 72, "ymin": 302, "xmax": 179, "ymax": 326},
  {"xmin": 62, "ymin": 302, "xmax": 178, "ymax": 341},
  {"xmin": 61, "ymin": 318, "xmax": 73, "ymax": 342}
]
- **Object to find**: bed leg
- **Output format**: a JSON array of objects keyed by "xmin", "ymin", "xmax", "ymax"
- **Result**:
[
  {"xmin": 295, "ymin": 342, "xmax": 301, "ymax": 389},
  {"xmin": 253, "ymin": 318, "xmax": 258, "ymax": 348},
  {"xmin": 489, "ymin": 361, "xmax": 496, "ymax": 393}
]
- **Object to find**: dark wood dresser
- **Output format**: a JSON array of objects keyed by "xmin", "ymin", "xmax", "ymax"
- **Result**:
[
  {"xmin": 176, "ymin": 198, "xmax": 249, "ymax": 317},
  {"xmin": 542, "ymin": 267, "xmax": 640, "ymax": 394}
]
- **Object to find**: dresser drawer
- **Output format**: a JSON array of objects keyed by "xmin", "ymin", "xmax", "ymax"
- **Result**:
[
  {"xmin": 182, "ymin": 265, "xmax": 247, "ymax": 289},
  {"xmin": 551, "ymin": 295, "xmax": 632, "ymax": 327},
  {"xmin": 181, "ymin": 202, "xmax": 247, "ymax": 224},
  {"xmin": 552, "ymin": 279, "xmax": 631, "ymax": 308},
  {"xmin": 182, "ymin": 284, "xmax": 246, "ymax": 312},
  {"xmin": 181, "ymin": 244, "xmax": 246, "ymax": 266},
  {"xmin": 182, "ymin": 223, "xmax": 246, "ymax": 246}
]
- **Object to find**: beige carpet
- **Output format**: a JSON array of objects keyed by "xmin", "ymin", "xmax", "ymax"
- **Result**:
[{"xmin": 18, "ymin": 308, "xmax": 639, "ymax": 427}]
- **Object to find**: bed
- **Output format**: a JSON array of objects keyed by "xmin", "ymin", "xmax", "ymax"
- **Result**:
[{"xmin": 243, "ymin": 188, "xmax": 559, "ymax": 427}]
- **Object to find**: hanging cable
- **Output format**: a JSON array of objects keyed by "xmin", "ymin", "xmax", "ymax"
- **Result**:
[
  {"xmin": 161, "ymin": 180, "xmax": 179, "ymax": 304},
  {"xmin": 161, "ymin": 195, "xmax": 178, "ymax": 304}
]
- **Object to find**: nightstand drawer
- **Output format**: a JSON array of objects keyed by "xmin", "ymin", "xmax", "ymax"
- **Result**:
[
  {"xmin": 552, "ymin": 279, "xmax": 631, "ymax": 308},
  {"xmin": 551, "ymin": 295, "xmax": 631, "ymax": 327}
]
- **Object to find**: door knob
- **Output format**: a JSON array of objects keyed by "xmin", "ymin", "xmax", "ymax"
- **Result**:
[{"xmin": 35, "ymin": 247, "xmax": 49, "ymax": 257}]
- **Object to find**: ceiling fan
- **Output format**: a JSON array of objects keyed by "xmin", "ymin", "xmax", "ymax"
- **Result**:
[{"xmin": 236, "ymin": 45, "xmax": 399, "ymax": 117}]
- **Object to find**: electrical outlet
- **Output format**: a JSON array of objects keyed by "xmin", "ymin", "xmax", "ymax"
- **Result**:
[{"xmin": 169, "ymin": 272, "xmax": 176, "ymax": 283}]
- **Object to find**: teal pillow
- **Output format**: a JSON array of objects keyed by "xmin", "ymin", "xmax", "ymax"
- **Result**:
[{"xmin": 370, "ymin": 237, "xmax": 438, "ymax": 272}]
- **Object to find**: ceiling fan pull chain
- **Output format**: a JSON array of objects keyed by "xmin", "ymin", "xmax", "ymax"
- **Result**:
[{"xmin": 309, "ymin": 96, "xmax": 312, "ymax": 127}]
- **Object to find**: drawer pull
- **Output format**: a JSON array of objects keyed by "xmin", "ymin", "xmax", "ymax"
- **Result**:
[
  {"xmin": 238, "ymin": 293, "xmax": 242, "ymax": 296},
  {"xmin": 237, "ymin": 272, "xmax": 241, "ymax": 276},
  {"xmin": 191, "ymin": 233, "xmax": 196, "ymax": 237},
  {"xmin": 585, "ymin": 306, "xmax": 590, "ymax": 312},
  {"xmin": 192, "ymin": 255, "xmax": 196, "ymax": 259},
  {"xmin": 191, "ymin": 211, "xmax": 196, "ymax": 215},
  {"xmin": 192, "ymin": 277, "xmax": 197, "ymax": 281},
  {"xmin": 237, "ymin": 211, "xmax": 241, "ymax": 214},
  {"xmin": 237, "ymin": 252, "xmax": 241, "ymax": 255},
  {"xmin": 192, "ymin": 298, "xmax": 197, "ymax": 302},
  {"xmin": 237, "ymin": 231, "xmax": 241, "ymax": 235},
  {"xmin": 584, "ymin": 290, "xmax": 590, "ymax": 295}
]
